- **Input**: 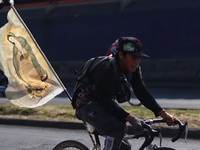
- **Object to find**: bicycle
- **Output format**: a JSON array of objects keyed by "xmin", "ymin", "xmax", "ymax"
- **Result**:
[{"xmin": 53, "ymin": 118, "xmax": 188, "ymax": 150}]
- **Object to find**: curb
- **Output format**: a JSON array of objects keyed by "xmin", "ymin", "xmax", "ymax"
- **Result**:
[
  {"xmin": 0, "ymin": 118, "xmax": 199, "ymax": 140},
  {"xmin": 0, "ymin": 118, "xmax": 85, "ymax": 130}
]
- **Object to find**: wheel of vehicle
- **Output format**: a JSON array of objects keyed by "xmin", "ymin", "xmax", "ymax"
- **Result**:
[
  {"xmin": 156, "ymin": 147, "xmax": 175, "ymax": 150},
  {"xmin": 53, "ymin": 140, "xmax": 89, "ymax": 150}
]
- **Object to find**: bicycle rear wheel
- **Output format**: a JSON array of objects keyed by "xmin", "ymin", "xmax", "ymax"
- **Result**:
[
  {"xmin": 53, "ymin": 140, "xmax": 89, "ymax": 150},
  {"xmin": 156, "ymin": 147, "xmax": 175, "ymax": 150}
]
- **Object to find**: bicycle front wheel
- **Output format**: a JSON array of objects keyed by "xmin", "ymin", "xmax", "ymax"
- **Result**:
[
  {"xmin": 156, "ymin": 147, "xmax": 175, "ymax": 150},
  {"xmin": 53, "ymin": 140, "xmax": 89, "ymax": 150}
]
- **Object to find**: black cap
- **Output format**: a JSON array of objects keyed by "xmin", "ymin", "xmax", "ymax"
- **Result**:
[{"xmin": 118, "ymin": 37, "xmax": 149, "ymax": 58}]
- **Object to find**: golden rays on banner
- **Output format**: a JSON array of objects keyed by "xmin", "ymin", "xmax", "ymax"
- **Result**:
[{"xmin": 0, "ymin": 7, "xmax": 64, "ymax": 108}]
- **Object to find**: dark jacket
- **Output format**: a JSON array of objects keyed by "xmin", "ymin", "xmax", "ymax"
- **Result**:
[{"xmin": 72, "ymin": 55, "xmax": 162, "ymax": 122}]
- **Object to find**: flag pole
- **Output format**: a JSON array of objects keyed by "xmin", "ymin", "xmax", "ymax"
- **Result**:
[
  {"xmin": 9, "ymin": 0, "xmax": 14, "ymax": 6},
  {"xmin": 10, "ymin": 6, "xmax": 72, "ymax": 101}
]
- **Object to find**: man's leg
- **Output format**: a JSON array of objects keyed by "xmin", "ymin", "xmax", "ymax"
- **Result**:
[
  {"xmin": 103, "ymin": 123, "xmax": 127, "ymax": 150},
  {"xmin": 77, "ymin": 102, "xmax": 127, "ymax": 150}
]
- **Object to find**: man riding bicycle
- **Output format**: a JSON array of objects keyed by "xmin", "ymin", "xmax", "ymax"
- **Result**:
[{"xmin": 72, "ymin": 36, "xmax": 177, "ymax": 150}]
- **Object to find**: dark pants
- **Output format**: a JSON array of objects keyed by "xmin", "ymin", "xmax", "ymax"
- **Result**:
[{"xmin": 76, "ymin": 102, "xmax": 131, "ymax": 150}]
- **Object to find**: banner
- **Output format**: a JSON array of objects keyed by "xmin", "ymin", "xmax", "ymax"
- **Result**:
[{"xmin": 0, "ymin": 7, "xmax": 64, "ymax": 108}]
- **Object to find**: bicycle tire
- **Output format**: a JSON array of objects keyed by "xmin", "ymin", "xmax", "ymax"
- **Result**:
[
  {"xmin": 53, "ymin": 140, "xmax": 89, "ymax": 150},
  {"xmin": 156, "ymin": 147, "xmax": 175, "ymax": 150}
]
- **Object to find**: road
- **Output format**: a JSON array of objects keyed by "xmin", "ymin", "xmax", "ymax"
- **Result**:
[
  {"xmin": 0, "ymin": 125, "xmax": 199, "ymax": 150},
  {"xmin": 0, "ymin": 87, "xmax": 200, "ymax": 109},
  {"xmin": 46, "ymin": 86, "xmax": 200, "ymax": 109}
]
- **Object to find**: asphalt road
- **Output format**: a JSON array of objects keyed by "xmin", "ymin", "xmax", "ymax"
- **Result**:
[
  {"xmin": 58, "ymin": 86, "xmax": 200, "ymax": 109},
  {"xmin": 0, "ymin": 124, "xmax": 199, "ymax": 150},
  {"xmin": 0, "ymin": 86, "xmax": 200, "ymax": 109}
]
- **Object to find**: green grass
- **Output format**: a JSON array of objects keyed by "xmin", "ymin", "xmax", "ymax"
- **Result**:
[{"xmin": 0, "ymin": 104, "xmax": 199, "ymax": 128}]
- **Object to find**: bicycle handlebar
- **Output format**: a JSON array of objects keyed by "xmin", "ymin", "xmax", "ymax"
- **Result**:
[
  {"xmin": 139, "ymin": 118, "xmax": 188, "ymax": 150},
  {"xmin": 171, "ymin": 119, "xmax": 188, "ymax": 142}
]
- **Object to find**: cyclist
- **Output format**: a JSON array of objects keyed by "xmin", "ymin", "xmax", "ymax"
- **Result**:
[{"xmin": 72, "ymin": 36, "xmax": 177, "ymax": 150}]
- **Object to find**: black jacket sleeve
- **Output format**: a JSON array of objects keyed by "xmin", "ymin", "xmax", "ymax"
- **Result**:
[{"xmin": 131, "ymin": 67, "xmax": 163, "ymax": 116}]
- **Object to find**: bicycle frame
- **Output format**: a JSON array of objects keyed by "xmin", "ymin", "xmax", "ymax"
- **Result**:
[
  {"xmin": 53, "ymin": 118, "xmax": 188, "ymax": 150},
  {"xmin": 84, "ymin": 118, "xmax": 188, "ymax": 150}
]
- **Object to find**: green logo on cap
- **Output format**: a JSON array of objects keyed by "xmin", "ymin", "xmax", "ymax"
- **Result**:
[{"xmin": 123, "ymin": 42, "xmax": 135, "ymax": 52}]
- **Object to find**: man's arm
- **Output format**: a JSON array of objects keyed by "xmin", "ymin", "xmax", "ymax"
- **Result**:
[
  {"xmin": 131, "ymin": 67, "xmax": 163, "ymax": 116},
  {"xmin": 131, "ymin": 67, "xmax": 177, "ymax": 125}
]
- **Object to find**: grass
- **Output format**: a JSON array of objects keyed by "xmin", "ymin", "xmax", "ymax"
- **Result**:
[{"xmin": 0, "ymin": 104, "xmax": 199, "ymax": 129}]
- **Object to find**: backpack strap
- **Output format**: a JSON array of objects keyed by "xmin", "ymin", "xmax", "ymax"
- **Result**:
[{"xmin": 74, "ymin": 56, "xmax": 109, "ymax": 84}]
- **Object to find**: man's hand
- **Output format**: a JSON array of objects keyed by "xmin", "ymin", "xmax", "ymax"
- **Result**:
[
  {"xmin": 159, "ymin": 109, "xmax": 177, "ymax": 126},
  {"xmin": 128, "ymin": 117, "xmax": 143, "ymax": 132}
]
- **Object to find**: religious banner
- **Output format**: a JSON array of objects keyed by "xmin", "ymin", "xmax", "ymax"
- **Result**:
[{"xmin": 0, "ymin": 7, "xmax": 64, "ymax": 108}]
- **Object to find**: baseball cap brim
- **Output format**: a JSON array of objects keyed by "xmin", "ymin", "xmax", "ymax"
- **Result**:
[{"xmin": 129, "ymin": 51, "xmax": 149, "ymax": 58}]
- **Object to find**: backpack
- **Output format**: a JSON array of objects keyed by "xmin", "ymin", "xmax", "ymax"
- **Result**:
[{"xmin": 71, "ymin": 56, "xmax": 109, "ymax": 108}]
